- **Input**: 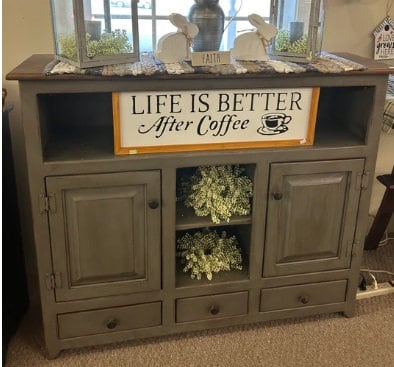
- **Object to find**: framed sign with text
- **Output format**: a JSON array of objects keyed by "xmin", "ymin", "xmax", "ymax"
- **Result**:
[{"xmin": 113, "ymin": 87, "xmax": 320, "ymax": 155}]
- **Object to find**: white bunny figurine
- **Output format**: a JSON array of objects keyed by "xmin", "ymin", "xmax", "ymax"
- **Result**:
[
  {"xmin": 231, "ymin": 14, "xmax": 278, "ymax": 61},
  {"xmin": 155, "ymin": 13, "xmax": 199, "ymax": 63}
]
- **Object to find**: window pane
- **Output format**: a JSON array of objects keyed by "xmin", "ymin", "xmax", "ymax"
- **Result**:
[
  {"xmin": 156, "ymin": 19, "xmax": 176, "ymax": 42},
  {"xmin": 222, "ymin": 0, "xmax": 270, "ymax": 18},
  {"xmin": 90, "ymin": 0, "xmax": 271, "ymax": 53},
  {"xmin": 139, "ymin": 19, "xmax": 154, "ymax": 52},
  {"xmin": 156, "ymin": 1, "xmax": 194, "ymax": 16},
  {"xmin": 222, "ymin": 19, "xmax": 251, "ymax": 50}
]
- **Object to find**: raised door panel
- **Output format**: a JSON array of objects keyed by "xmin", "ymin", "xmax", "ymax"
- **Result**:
[
  {"xmin": 46, "ymin": 171, "xmax": 161, "ymax": 301},
  {"xmin": 263, "ymin": 159, "xmax": 364, "ymax": 277}
]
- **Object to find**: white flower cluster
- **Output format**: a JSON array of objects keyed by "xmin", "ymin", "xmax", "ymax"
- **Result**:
[
  {"xmin": 179, "ymin": 165, "xmax": 253, "ymax": 224},
  {"xmin": 58, "ymin": 30, "xmax": 132, "ymax": 62},
  {"xmin": 177, "ymin": 229, "xmax": 243, "ymax": 280},
  {"xmin": 86, "ymin": 30, "xmax": 132, "ymax": 58}
]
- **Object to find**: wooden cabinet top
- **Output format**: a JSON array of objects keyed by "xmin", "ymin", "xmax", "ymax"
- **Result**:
[{"xmin": 6, "ymin": 53, "xmax": 392, "ymax": 82}]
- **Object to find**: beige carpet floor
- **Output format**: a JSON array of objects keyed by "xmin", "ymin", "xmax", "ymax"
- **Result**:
[{"xmin": 5, "ymin": 242, "xmax": 394, "ymax": 367}]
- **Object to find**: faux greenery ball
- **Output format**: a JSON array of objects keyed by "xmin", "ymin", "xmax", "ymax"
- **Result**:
[
  {"xmin": 275, "ymin": 29, "xmax": 291, "ymax": 52},
  {"xmin": 179, "ymin": 165, "xmax": 253, "ymax": 224},
  {"xmin": 275, "ymin": 29, "xmax": 307, "ymax": 54},
  {"xmin": 177, "ymin": 229, "xmax": 243, "ymax": 280},
  {"xmin": 58, "ymin": 29, "xmax": 132, "ymax": 62}
]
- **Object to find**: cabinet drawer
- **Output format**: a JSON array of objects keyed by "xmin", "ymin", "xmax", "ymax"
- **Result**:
[
  {"xmin": 260, "ymin": 281, "xmax": 347, "ymax": 312},
  {"xmin": 176, "ymin": 292, "xmax": 248, "ymax": 323},
  {"xmin": 58, "ymin": 302, "xmax": 162, "ymax": 339}
]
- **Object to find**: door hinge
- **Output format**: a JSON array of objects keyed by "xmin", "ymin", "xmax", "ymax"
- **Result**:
[
  {"xmin": 39, "ymin": 193, "xmax": 56, "ymax": 214},
  {"xmin": 356, "ymin": 171, "xmax": 370, "ymax": 190},
  {"xmin": 45, "ymin": 272, "xmax": 62, "ymax": 290}
]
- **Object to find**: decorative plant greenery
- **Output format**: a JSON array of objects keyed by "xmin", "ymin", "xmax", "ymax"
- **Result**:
[
  {"xmin": 178, "ymin": 165, "xmax": 253, "ymax": 224},
  {"xmin": 275, "ymin": 29, "xmax": 308, "ymax": 54},
  {"xmin": 177, "ymin": 229, "xmax": 243, "ymax": 280},
  {"xmin": 58, "ymin": 29, "xmax": 132, "ymax": 61}
]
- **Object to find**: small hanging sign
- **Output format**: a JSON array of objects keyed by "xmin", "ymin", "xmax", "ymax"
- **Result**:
[
  {"xmin": 112, "ymin": 87, "xmax": 320, "ymax": 155},
  {"xmin": 374, "ymin": 16, "xmax": 394, "ymax": 60}
]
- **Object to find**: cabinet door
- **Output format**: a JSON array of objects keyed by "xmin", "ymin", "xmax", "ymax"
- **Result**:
[
  {"xmin": 46, "ymin": 171, "xmax": 161, "ymax": 301},
  {"xmin": 263, "ymin": 159, "xmax": 364, "ymax": 277}
]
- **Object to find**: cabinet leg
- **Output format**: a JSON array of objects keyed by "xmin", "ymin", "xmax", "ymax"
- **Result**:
[
  {"xmin": 343, "ymin": 309, "xmax": 356, "ymax": 318},
  {"xmin": 45, "ymin": 346, "xmax": 61, "ymax": 359}
]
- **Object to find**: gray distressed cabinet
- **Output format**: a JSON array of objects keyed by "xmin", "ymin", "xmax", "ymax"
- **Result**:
[{"xmin": 6, "ymin": 54, "xmax": 390, "ymax": 358}]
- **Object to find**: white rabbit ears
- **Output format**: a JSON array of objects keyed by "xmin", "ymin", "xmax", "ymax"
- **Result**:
[
  {"xmin": 248, "ymin": 14, "xmax": 277, "ymax": 39},
  {"xmin": 169, "ymin": 13, "xmax": 199, "ymax": 38}
]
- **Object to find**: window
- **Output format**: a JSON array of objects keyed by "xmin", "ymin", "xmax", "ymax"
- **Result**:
[{"xmin": 91, "ymin": 0, "xmax": 270, "ymax": 52}]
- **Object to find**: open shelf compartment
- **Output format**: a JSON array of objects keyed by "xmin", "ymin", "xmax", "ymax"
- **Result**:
[
  {"xmin": 38, "ymin": 92, "xmax": 114, "ymax": 161},
  {"xmin": 37, "ymin": 86, "xmax": 374, "ymax": 162},
  {"xmin": 175, "ymin": 225, "xmax": 251, "ymax": 288}
]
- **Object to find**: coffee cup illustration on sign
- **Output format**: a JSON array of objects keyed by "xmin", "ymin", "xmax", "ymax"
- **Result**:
[{"xmin": 257, "ymin": 113, "xmax": 292, "ymax": 135}]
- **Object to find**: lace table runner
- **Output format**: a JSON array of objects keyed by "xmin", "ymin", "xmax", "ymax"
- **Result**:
[{"xmin": 44, "ymin": 52, "xmax": 366, "ymax": 77}]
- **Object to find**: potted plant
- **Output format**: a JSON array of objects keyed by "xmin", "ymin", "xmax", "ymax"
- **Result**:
[{"xmin": 177, "ymin": 229, "xmax": 242, "ymax": 280}]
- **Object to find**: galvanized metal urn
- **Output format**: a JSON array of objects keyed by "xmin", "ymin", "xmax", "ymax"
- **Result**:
[{"xmin": 188, "ymin": 0, "xmax": 225, "ymax": 52}]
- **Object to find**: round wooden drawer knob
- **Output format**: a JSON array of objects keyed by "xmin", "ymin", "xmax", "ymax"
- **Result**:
[
  {"xmin": 299, "ymin": 295, "xmax": 310, "ymax": 304},
  {"xmin": 106, "ymin": 318, "xmax": 119, "ymax": 330},
  {"xmin": 209, "ymin": 305, "xmax": 220, "ymax": 315}
]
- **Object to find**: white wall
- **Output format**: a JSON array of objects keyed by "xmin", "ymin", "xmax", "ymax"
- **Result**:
[
  {"xmin": 321, "ymin": 0, "xmax": 394, "ymax": 232},
  {"xmin": 2, "ymin": 0, "xmax": 394, "ymax": 231},
  {"xmin": 323, "ymin": 0, "xmax": 394, "ymax": 63},
  {"xmin": 3, "ymin": 1, "xmax": 53, "ymax": 107}
]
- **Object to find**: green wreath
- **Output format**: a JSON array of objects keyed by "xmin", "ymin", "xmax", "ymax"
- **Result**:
[
  {"xmin": 178, "ymin": 165, "xmax": 253, "ymax": 224},
  {"xmin": 177, "ymin": 229, "xmax": 242, "ymax": 280}
]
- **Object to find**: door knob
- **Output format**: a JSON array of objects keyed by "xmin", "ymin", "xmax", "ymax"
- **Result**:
[
  {"xmin": 148, "ymin": 200, "xmax": 159, "ymax": 209},
  {"xmin": 273, "ymin": 192, "xmax": 283, "ymax": 200}
]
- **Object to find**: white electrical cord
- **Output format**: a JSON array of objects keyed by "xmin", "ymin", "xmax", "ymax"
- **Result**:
[
  {"xmin": 360, "ymin": 268, "xmax": 394, "ymax": 276},
  {"xmin": 369, "ymin": 272, "xmax": 379, "ymax": 289},
  {"xmin": 378, "ymin": 232, "xmax": 394, "ymax": 246},
  {"xmin": 360, "ymin": 268, "xmax": 393, "ymax": 291}
]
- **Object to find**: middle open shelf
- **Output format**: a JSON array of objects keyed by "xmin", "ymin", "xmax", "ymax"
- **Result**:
[{"xmin": 175, "ymin": 164, "xmax": 255, "ymax": 287}]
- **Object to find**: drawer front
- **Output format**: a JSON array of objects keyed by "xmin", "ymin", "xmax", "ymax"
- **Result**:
[
  {"xmin": 260, "ymin": 280, "xmax": 347, "ymax": 312},
  {"xmin": 176, "ymin": 292, "xmax": 248, "ymax": 323},
  {"xmin": 58, "ymin": 302, "xmax": 162, "ymax": 339}
]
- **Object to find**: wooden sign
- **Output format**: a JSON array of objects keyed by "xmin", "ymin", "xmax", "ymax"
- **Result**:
[
  {"xmin": 113, "ymin": 87, "xmax": 320, "ymax": 155},
  {"xmin": 374, "ymin": 16, "xmax": 394, "ymax": 60}
]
